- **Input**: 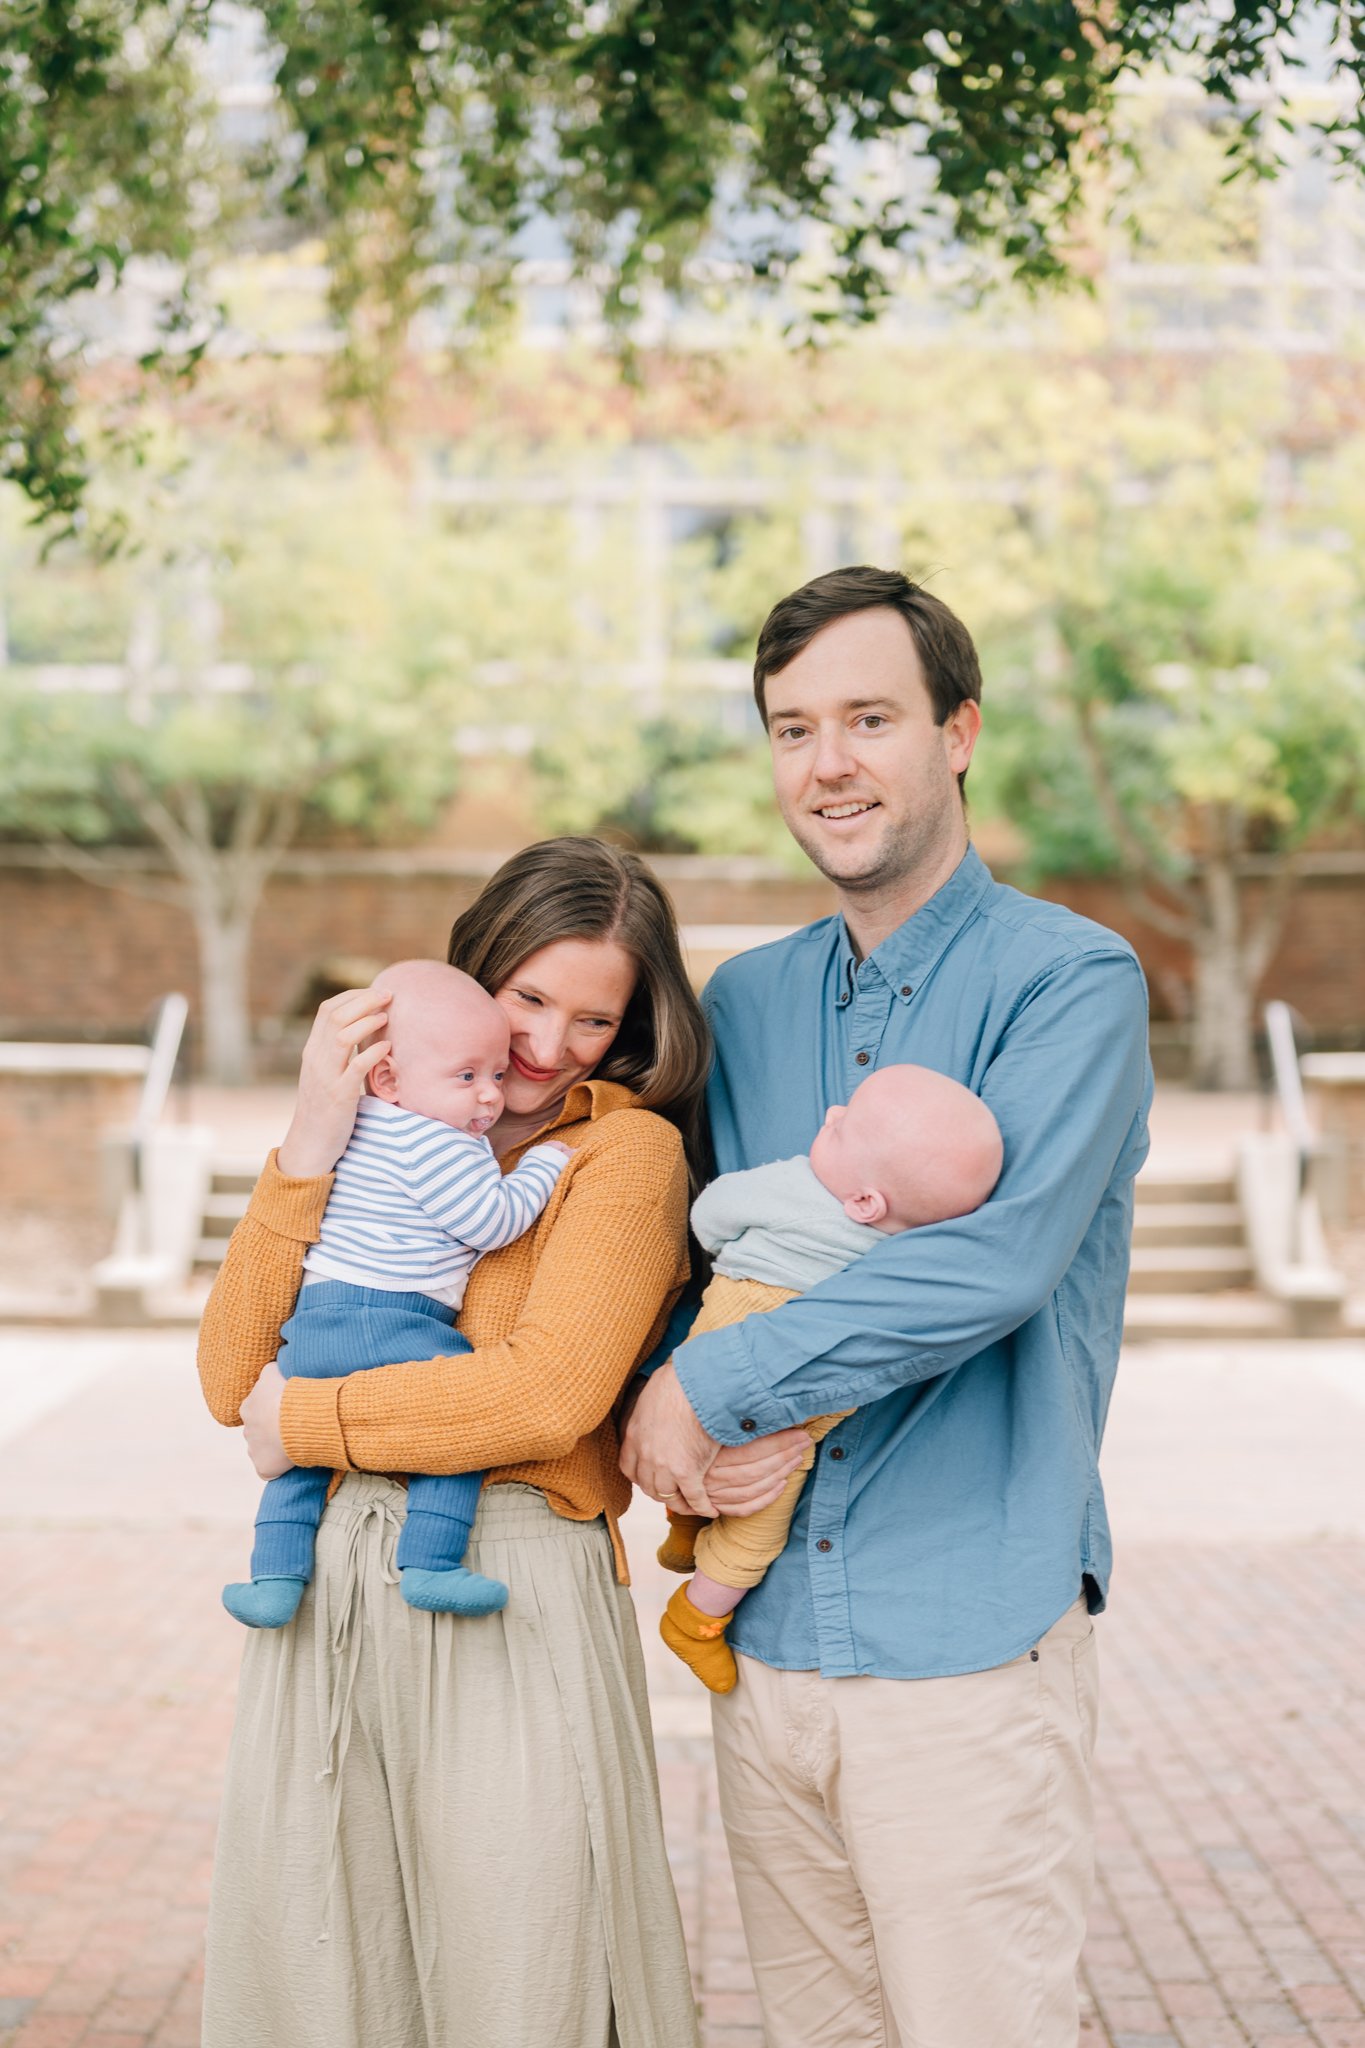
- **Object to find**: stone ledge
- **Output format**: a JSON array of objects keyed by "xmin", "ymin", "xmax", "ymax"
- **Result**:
[{"xmin": 0, "ymin": 1042, "xmax": 150, "ymax": 1077}]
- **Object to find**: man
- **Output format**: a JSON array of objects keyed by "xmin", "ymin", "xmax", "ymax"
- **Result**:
[{"xmin": 621, "ymin": 565, "xmax": 1152, "ymax": 2048}]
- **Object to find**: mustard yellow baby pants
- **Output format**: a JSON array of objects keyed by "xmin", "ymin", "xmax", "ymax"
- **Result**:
[{"xmin": 667, "ymin": 1274, "xmax": 853, "ymax": 1590}]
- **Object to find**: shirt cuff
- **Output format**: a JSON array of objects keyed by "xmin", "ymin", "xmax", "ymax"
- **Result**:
[
  {"xmin": 281, "ymin": 1374, "xmax": 353, "ymax": 1471},
  {"xmin": 673, "ymin": 1320, "xmax": 789, "ymax": 1445},
  {"xmin": 253, "ymin": 1150, "xmax": 334, "ymax": 1242}
]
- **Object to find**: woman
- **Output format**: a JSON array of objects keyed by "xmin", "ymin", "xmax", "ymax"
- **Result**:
[{"xmin": 196, "ymin": 837, "xmax": 713, "ymax": 2048}]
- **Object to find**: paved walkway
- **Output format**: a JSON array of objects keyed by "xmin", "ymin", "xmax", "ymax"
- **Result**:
[{"xmin": 1, "ymin": 1333, "xmax": 1364, "ymax": 2047}]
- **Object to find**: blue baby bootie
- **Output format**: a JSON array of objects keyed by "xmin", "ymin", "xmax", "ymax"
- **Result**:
[
  {"xmin": 400, "ymin": 1566, "xmax": 509, "ymax": 1616},
  {"xmin": 222, "ymin": 1576, "xmax": 307, "ymax": 1628}
]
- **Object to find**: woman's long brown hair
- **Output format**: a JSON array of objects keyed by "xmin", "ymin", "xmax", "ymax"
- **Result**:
[{"xmin": 447, "ymin": 837, "xmax": 712, "ymax": 1195}]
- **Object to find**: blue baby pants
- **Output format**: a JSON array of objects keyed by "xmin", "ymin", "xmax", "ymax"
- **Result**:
[{"xmin": 249, "ymin": 1280, "xmax": 483, "ymax": 1581}]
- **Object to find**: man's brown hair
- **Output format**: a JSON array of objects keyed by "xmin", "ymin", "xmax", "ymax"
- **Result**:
[{"xmin": 753, "ymin": 566, "xmax": 983, "ymax": 789}]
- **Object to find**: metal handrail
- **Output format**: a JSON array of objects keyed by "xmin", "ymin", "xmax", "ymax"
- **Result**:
[
  {"xmin": 1264, "ymin": 1000, "xmax": 1317, "ymax": 1191},
  {"xmin": 130, "ymin": 993, "xmax": 189, "ymax": 1180}
]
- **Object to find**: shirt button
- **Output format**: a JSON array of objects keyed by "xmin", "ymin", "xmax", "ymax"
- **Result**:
[
  {"xmin": 740, "ymin": 1417, "xmax": 757, "ymax": 1433},
  {"xmin": 816, "ymin": 1538, "xmax": 833, "ymax": 1553},
  {"xmin": 901, "ymin": 984, "xmax": 912, "ymax": 997},
  {"xmin": 828, "ymin": 1446, "xmax": 846, "ymax": 1461},
  {"xmin": 855, "ymin": 1051, "xmax": 870, "ymax": 1067}
]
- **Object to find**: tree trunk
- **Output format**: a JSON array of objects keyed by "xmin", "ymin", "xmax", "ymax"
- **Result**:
[
  {"xmin": 1188, "ymin": 939, "xmax": 1259, "ymax": 1090},
  {"xmin": 1188, "ymin": 859, "xmax": 1259, "ymax": 1091},
  {"xmin": 194, "ymin": 898, "xmax": 257, "ymax": 1086}
]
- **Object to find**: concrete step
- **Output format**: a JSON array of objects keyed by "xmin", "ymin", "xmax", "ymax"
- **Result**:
[
  {"xmin": 1123, "ymin": 1292, "xmax": 1293, "ymax": 1342},
  {"xmin": 209, "ymin": 1159, "xmax": 263, "ymax": 1197},
  {"xmin": 196, "ymin": 1156, "xmax": 263, "ymax": 1266},
  {"xmin": 1127, "ymin": 1246, "xmax": 1255, "ymax": 1293},
  {"xmin": 1135, "ymin": 1173, "xmax": 1236, "ymax": 1208},
  {"xmin": 1131, "ymin": 1203, "xmax": 1245, "ymax": 1250},
  {"xmin": 200, "ymin": 1192, "xmax": 249, "ymax": 1238}
]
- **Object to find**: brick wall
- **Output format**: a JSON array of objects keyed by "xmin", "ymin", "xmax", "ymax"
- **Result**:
[
  {"xmin": 1037, "ymin": 872, "xmax": 1364, "ymax": 1036},
  {"xmin": 0, "ymin": 1062, "xmax": 145, "ymax": 1258},
  {"xmin": 2, "ymin": 853, "xmax": 1361, "ymax": 1064}
]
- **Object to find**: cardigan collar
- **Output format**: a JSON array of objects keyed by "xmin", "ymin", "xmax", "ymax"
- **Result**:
[
  {"xmin": 561, "ymin": 1077, "xmax": 636, "ymax": 1125},
  {"xmin": 503, "ymin": 1076, "xmax": 636, "ymax": 1159}
]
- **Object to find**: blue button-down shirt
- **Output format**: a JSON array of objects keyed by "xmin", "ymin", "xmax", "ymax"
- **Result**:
[{"xmin": 672, "ymin": 845, "xmax": 1153, "ymax": 1680}]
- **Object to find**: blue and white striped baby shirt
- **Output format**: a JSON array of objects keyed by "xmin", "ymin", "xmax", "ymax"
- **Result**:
[{"xmin": 302, "ymin": 1095, "xmax": 567, "ymax": 1306}]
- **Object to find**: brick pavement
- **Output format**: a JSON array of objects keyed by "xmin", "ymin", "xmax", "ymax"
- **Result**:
[{"xmin": 1, "ymin": 1332, "xmax": 1364, "ymax": 2047}]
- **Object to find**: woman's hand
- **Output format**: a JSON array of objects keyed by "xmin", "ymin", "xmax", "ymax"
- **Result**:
[
  {"xmin": 276, "ymin": 986, "xmax": 392, "ymax": 1178},
  {"xmin": 619, "ymin": 1360, "xmax": 719, "ymax": 1514},
  {"xmin": 240, "ymin": 1361, "xmax": 293, "ymax": 1479}
]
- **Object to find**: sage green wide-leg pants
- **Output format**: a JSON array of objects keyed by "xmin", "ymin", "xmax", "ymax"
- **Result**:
[{"xmin": 204, "ymin": 1476, "xmax": 699, "ymax": 2048}]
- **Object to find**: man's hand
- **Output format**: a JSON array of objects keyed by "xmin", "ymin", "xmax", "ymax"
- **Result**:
[
  {"xmin": 240, "ymin": 1360, "xmax": 292, "ymax": 1479},
  {"xmin": 704, "ymin": 1431, "xmax": 811, "ymax": 1516},
  {"xmin": 619, "ymin": 1360, "xmax": 722, "ymax": 1515}
]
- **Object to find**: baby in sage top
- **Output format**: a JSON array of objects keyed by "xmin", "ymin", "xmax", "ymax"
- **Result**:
[{"xmin": 659, "ymin": 1062, "xmax": 1003, "ymax": 1693}]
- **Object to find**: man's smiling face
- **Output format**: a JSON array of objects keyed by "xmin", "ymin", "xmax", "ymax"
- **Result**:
[{"xmin": 764, "ymin": 607, "xmax": 980, "ymax": 895}]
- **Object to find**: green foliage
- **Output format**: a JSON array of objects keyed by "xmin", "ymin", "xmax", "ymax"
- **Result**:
[
  {"xmin": 254, "ymin": 0, "xmax": 1365, "ymax": 343},
  {"xmin": 6, "ymin": 2, "xmax": 1365, "ymax": 530},
  {"xmin": 986, "ymin": 467, "xmax": 1365, "ymax": 887},
  {"xmin": 651, "ymin": 741, "xmax": 808, "ymax": 869},
  {"xmin": 529, "ymin": 695, "xmax": 804, "ymax": 866},
  {"xmin": 0, "ymin": 0, "xmax": 222, "ymax": 543},
  {"xmin": 0, "ymin": 444, "xmax": 481, "ymax": 848}
]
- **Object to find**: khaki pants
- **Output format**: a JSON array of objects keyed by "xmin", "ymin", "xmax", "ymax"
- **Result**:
[{"xmin": 711, "ymin": 1598, "xmax": 1099, "ymax": 2048}]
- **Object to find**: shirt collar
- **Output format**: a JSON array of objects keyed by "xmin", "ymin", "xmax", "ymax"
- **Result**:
[{"xmin": 834, "ymin": 844, "xmax": 993, "ymax": 1009}]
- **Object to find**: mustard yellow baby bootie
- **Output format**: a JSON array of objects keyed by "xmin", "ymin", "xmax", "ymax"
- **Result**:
[
  {"xmin": 661, "ymin": 1585, "xmax": 738, "ymax": 1695},
  {"xmin": 656, "ymin": 1511, "xmax": 706, "ymax": 1575}
]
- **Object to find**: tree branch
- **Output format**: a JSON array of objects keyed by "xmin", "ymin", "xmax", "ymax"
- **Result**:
[
  {"xmin": 1124, "ymin": 877, "xmax": 1199, "ymax": 944},
  {"xmin": 178, "ymin": 780, "xmax": 215, "ymax": 854},
  {"xmin": 221, "ymin": 789, "xmax": 303, "ymax": 921},
  {"xmin": 1073, "ymin": 700, "xmax": 1200, "ymax": 916},
  {"xmin": 263, "ymin": 792, "xmax": 302, "ymax": 856},
  {"xmin": 42, "ymin": 834, "xmax": 188, "ymax": 909},
  {"xmin": 229, "ymin": 784, "xmax": 266, "ymax": 859},
  {"xmin": 110, "ymin": 763, "xmax": 203, "ymax": 876},
  {"xmin": 1241, "ymin": 852, "xmax": 1299, "ymax": 987}
]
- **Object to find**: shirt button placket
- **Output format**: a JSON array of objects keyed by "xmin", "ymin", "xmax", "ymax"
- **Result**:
[
  {"xmin": 808, "ymin": 1416, "xmax": 859, "ymax": 1673},
  {"xmin": 849, "ymin": 967, "xmax": 892, "ymax": 1092}
]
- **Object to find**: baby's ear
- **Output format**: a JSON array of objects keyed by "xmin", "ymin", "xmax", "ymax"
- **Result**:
[
  {"xmin": 843, "ymin": 1189, "xmax": 888, "ymax": 1227},
  {"xmin": 367, "ymin": 1054, "xmax": 402, "ymax": 1104}
]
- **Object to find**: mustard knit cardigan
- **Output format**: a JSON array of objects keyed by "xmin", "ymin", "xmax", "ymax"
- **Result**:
[{"xmin": 196, "ymin": 1079, "xmax": 691, "ymax": 1582}]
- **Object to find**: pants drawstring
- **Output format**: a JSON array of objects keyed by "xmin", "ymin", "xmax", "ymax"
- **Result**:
[{"xmin": 315, "ymin": 1491, "xmax": 402, "ymax": 1943}]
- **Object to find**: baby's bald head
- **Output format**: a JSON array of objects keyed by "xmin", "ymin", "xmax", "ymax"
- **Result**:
[
  {"xmin": 366, "ymin": 959, "xmax": 511, "ymax": 1137},
  {"xmin": 808, "ymin": 1063, "xmax": 1002, "ymax": 1233}
]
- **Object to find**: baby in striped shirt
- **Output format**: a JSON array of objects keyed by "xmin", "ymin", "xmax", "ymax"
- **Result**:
[{"xmin": 222, "ymin": 960, "xmax": 571, "ymax": 1630}]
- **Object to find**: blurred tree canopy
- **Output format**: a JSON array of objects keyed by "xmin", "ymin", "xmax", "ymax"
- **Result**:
[
  {"xmin": 5, "ymin": 0, "xmax": 1365, "ymax": 535},
  {"xmin": 976, "ymin": 479, "xmax": 1365, "ymax": 1088},
  {"xmin": 0, "ymin": 444, "xmax": 553, "ymax": 1078},
  {"xmin": 4, "ymin": 321, "xmax": 1365, "ymax": 1079},
  {"xmin": 514, "ymin": 324, "xmax": 1365, "ymax": 1084}
]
